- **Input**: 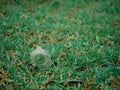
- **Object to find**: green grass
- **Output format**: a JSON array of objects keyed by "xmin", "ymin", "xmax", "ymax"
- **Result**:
[{"xmin": 0, "ymin": 0, "xmax": 120, "ymax": 89}]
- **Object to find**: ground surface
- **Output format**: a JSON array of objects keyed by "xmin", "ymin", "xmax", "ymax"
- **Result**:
[{"xmin": 0, "ymin": 0, "xmax": 120, "ymax": 89}]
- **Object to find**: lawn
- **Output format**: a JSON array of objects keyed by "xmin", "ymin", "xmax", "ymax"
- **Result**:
[{"xmin": 0, "ymin": 0, "xmax": 120, "ymax": 89}]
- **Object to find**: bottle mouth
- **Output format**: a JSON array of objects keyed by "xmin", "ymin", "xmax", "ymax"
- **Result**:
[{"xmin": 35, "ymin": 54, "xmax": 45, "ymax": 64}]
